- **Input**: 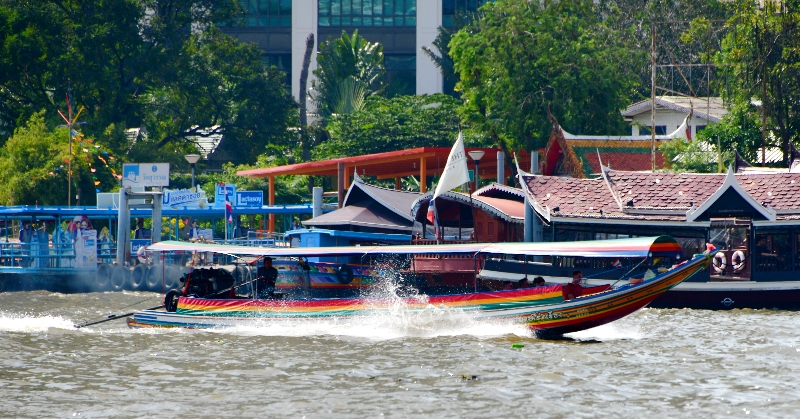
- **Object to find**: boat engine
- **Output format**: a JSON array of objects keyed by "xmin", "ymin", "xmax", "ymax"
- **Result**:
[{"xmin": 181, "ymin": 268, "xmax": 236, "ymax": 298}]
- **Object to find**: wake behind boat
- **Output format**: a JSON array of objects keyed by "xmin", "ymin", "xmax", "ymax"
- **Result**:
[{"xmin": 128, "ymin": 236, "xmax": 713, "ymax": 337}]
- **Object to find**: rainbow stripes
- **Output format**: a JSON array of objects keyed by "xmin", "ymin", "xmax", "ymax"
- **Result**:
[{"xmin": 128, "ymin": 252, "xmax": 713, "ymax": 334}]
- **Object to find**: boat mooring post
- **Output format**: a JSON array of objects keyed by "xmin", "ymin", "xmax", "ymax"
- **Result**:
[{"xmin": 116, "ymin": 187, "xmax": 130, "ymax": 267}]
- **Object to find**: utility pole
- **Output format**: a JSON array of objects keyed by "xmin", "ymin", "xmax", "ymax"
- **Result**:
[{"xmin": 651, "ymin": 25, "xmax": 657, "ymax": 172}]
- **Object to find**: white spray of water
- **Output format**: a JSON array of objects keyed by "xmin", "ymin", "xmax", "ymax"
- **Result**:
[
  {"xmin": 210, "ymin": 256, "xmax": 529, "ymax": 340},
  {"xmin": 0, "ymin": 312, "xmax": 75, "ymax": 332}
]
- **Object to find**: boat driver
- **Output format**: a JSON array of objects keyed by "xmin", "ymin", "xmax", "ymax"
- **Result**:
[
  {"xmin": 255, "ymin": 257, "xmax": 278, "ymax": 298},
  {"xmin": 564, "ymin": 270, "xmax": 583, "ymax": 300}
]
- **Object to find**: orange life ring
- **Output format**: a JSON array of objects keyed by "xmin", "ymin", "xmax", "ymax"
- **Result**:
[
  {"xmin": 731, "ymin": 250, "xmax": 746, "ymax": 273},
  {"xmin": 712, "ymin": 252, "xmax": 727, "ymax": 273}
]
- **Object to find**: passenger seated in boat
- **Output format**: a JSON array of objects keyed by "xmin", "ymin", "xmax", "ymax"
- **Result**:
[
  {"xmin": 519, "ymin": 278, "xmax": 529, "ymax": 288},
  {"xmin": 564, "ymin": 271, "xmax": 583, "ymax": 300},
  {"xmin": 503, "ymin": 281, "xmax": 513, "ymax": 290},
  {"xmin": 255, "ymin": 257, "xmax": 278, "ymax": 297},
  {"xmin": 533, "ymin": 277, "xmax": 546, "ymax": 287}
]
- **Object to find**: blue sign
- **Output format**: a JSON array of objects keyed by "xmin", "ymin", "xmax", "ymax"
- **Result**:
[
  {"xmin": 214, "ymin": 183, "xmax": 236, "ymax": 209},
  {"xmin": 236, "ymin": 191, "xmax": 263, "ymax": 207}
]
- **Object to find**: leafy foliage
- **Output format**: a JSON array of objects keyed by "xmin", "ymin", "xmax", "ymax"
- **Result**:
[
  {"xmin": 714, "ymin": 0, "xmax": 800, "ymax": 161},
  {"xmin": 0, "ymin": 112, "xmax": 119, "ymax": 205},
  {"xmin": 316, "ymin": 94, "xmax": 477, "ymax": 159},
  {"xmin": 0, "ymin": 0, "xmax": 296, "ymax": 166},
  {"xmin": 312, "ymin": 30, "xmax": 385, "ymax": 119},
  {"xmin": 450, "ymin": 0, "xmax": 642, "ymax": 153}
]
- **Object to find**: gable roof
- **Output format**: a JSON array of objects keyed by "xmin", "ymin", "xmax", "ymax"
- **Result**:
[
  {"xmin": 542, "ymin": 114, "xmax": 690, "ymax": 177},
  {"xmin": 302, "ymin": 200, "xmax": 413, "ymax": 231},
  {"xmin": 343, "ymin": 174, "xmax": 420, "ymax": 221},
  {"xmin": 411, "ymin": 191, "xmax": 525, "ymax": 224},
  {"xmin": 621, "ymin": 96, "xmax": 726, "ymax": 123}
]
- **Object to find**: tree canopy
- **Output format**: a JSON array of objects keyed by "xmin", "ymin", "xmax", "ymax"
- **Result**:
[
  {"xmin": 317, "ymin": 93, "xmax": 477, "ymax": 160},
  {"xmin": 449, "ymin": 0, "xmax": 643, "ymax": 153},
  {"xmin": 0, "ymin": 112, "xmax": 119, "ymax": 205},
  {"xmin": 0, "ymin": 0, "xmax": 296, "ymax": 166}
]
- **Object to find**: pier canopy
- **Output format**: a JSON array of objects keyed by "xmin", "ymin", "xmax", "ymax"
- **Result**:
[{"xmin": 237, "ymin": 147, "xmax": 532, "ymax": 209}]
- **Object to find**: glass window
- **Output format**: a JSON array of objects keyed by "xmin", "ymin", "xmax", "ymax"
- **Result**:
[
  {"xmin": 443, "ymin": 0, "xmax": 490, "ymax": 27},
  {"xmin": 320, "ymin": 0, "xmax": 415, "ymax": 27},
  {"xmin": 237, "ymin": 0, "xmax": 291, "ymax": 27},
  {"xmin": 754, "ymin": 232, "xmax": 791, "ymax": 272}
]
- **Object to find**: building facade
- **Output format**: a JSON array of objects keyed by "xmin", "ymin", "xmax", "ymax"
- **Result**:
[{"xmin": 221, "ymin": 0, "xmax": 487, "ymax": 102}]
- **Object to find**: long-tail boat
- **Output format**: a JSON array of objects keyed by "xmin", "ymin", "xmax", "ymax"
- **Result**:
[{"xmin": 128, "ymin": 236, "xmax": 713, "ymax": 337}]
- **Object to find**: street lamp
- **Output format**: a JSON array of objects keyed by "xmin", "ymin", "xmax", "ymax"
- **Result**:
[
  {"xmin": 468, "ymin": 150, "xmax": 485, "ymax": 192},
  {"xmin": 184, "ymin": 154, "xmax": 201, "ymax": 188}
]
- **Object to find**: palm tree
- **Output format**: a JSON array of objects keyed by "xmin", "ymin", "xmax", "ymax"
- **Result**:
[{"xmin": 311, "ymin": 30, "xmax": 385, "ymax": 119}]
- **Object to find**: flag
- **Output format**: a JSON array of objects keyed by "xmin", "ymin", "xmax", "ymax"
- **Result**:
[
  {"xmin": 432, "ymin": 132, "xmax": 470, "ymax": 200},
  {"xmin": 225, "ymin": 195, "xmax": 233, "ymax": 223},
  {"xmin": 426, "ymin": 199, "xmax": 440, "ymax": 239},
  {"xmin": 612, "ymin": 258, "xmax": 622, "ymax": 269}
]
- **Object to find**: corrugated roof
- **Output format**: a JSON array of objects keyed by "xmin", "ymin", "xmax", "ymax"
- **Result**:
[{"xmin": 621, "ymin": 96, "xmax": 727, "ymax": 123}]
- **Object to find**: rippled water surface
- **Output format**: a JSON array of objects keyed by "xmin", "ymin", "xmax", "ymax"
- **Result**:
[{"xmin": 1, "ymin": 290, "xmax": 799, "ymax": 418}]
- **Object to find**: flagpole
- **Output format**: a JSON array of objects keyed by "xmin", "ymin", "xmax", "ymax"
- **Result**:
[{"xmin": 225, "ymin": 194, "xmax": 229, "ymax": 242}]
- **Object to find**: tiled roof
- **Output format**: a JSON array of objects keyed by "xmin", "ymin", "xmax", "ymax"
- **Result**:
[
  {"xmin": 738, "ymin": 173, "xmax": 800, "ymax": 210},
  {"xmin": 521, "ymin": 170, "xmax": 800, "ymax": 222},
  {"xmin": 604, "ymin": 171, "xmax": 724, "ymax": 209}
]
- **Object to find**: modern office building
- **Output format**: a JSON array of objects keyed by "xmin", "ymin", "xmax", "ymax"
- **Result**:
[{"xmin": 221, "ymin": 0, "xmax": 487, "ymax": 102}]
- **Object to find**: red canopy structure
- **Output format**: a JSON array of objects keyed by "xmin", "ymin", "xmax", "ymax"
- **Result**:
[{"xmin": 237, "ymin": 147, "xmax": 531, "ymax": 231}]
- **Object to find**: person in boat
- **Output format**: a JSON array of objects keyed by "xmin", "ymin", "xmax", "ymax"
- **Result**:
[
  {"xmin": 519, "ymin": 277, "xmax": 529, "ymax": 288},
  {"xmin": 533, "ymin": 277, "xmax": 546, "ymax": 287},
  {"xmin": 564, "ymin": 271, "xmax": 583, "ymax": 300},
  {"xmin": 503, "ymin": 281, "xmax": 514, "ymax": 290},
  {"xmin": 255, "ymin": 257, "xmax": 278, "ymax": 298}
]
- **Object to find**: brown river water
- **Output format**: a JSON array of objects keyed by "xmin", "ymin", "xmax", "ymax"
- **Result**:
[{"xmin": 0, "ymin": 290, "xmax": 799, "ymax": 418}]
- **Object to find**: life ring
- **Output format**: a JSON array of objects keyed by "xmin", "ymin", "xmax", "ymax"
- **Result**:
[
  {"xmin": 137, "ymin": 246, "xmax": 148, "ymax": 264},
  {"xmin": 336, "ymin": 264, "xmax": 354, "ymax": 284},
  {"xmin": 712, "ymin": 252, "xmax": 727, "ymax": 273},
  {"xmin": 731, "ymin": 250, "xmax": 746, "ymax": 273}
]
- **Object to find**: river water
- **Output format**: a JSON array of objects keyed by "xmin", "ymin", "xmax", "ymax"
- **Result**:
[{"xmin": 1, "ymin": 290, "xmax": 798, "ymax": 418}]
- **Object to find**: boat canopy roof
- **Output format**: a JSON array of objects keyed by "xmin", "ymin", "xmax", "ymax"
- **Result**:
[{"xmin": 147, "ymin": 236, "xmax": 684, "ymax": 259}]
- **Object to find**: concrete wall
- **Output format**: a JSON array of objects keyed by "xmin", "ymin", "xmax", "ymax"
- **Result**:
[{"xmin": 416, "ymin": 0, "xmax": 443, "ymax": 95}]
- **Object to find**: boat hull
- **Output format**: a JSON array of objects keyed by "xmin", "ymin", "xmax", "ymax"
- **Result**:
[{"xmin": 129, "ymin": 253, "xmax": 711, "ymax": 336}]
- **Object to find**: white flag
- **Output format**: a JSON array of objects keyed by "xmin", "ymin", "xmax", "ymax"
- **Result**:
[{"xmin": 433, "ymin": 132, "xmax": 470, "ymax": 200}]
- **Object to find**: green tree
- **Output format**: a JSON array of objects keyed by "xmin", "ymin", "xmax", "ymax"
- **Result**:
[
  {"xmin": 0, "ymin": 1, "xmax": 295, "ymax": 166},
  {"xmin": 311, "ymin": 30, "xmax": 385, "ymax": 119},
  {"xmin": 0, "ymin": 112, "xmax": 118, "ymax": 205},
  {"xmin": 316, "ymin": 94, "xmax": 474, "ymax": 159},
  {"xmin": 715, "ymin": 0, "xmax": 800, "ymax": 161},
  {"xmin": 449, "ymin": 0, "xmax": 641, "ymax": 155}
]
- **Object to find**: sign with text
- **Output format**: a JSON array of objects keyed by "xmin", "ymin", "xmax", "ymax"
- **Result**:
[
  {"xmin": 122, "ymin": 163, "xmax": 170, "ymax": 187},
  {"xmin": 162, "ymin": 188, "xmax": 209, "ymax": 209},
  {"xmin": 213, "ymin": 183, "xmax": 236, "ymax": 209},
  {"xmin": 235, "ymin": 191, "xmax": 263, "ymax": 207}
]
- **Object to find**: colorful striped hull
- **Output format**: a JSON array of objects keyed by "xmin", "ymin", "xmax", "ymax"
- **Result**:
[{"xmin": 128, "ymin": 253, "xmax": 712, "ymax": 336}]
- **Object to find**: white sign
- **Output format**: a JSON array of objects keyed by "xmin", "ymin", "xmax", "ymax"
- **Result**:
[
  {"xmin": 122, "ymin": 163, "xmax": 170, "ymax": 187},
  {"xmin": 162, "ymin": 188, "xmax": 209, "ymax": 209},
  {"xmin": 74, "ymin": 229, "xmax": 98, "ymax": 269}
]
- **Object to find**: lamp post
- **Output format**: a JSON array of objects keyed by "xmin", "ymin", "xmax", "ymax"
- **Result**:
[
  {"xmin": 468, "ymin": 150, "xmax": 485, "ymax": 192},
  {"xmin": 184, "ymin": 154, "xmax": 201, "ymax": 189}
]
